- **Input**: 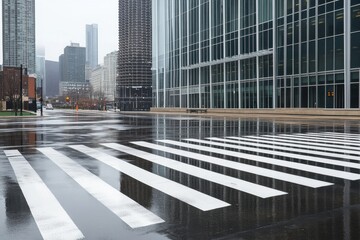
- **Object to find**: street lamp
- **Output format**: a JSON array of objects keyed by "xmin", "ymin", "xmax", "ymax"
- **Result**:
[
  {"xmin": 20, "ymin": 65, "xmax": 23, "ymax": 116},
  {"xmin": 40, "ymin": 78, "xmax": 43, "ymax": 117},
  {"xmin": 19, "ymin": 65, "xmax": 28, "ymax": 116}
]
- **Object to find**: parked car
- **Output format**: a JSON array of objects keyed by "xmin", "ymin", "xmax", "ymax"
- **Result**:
[{"xmin": 45, "ymin": 104, "xmax": 54, "ymax": 110}]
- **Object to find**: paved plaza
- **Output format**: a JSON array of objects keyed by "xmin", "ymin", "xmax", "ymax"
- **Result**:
[{"xmin": 1, "ymin": 110, "xmax": 360, "ymax": 239}]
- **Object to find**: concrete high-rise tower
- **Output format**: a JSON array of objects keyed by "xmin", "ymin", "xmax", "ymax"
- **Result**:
[
  {"xmin": 2, "ymin": 0, "xmax": 36, "ymax": 74},
  {"xmin": 117, "ymin": 0, "xmax": 152, "ymax": 111},
  {"xmin": 86, "ymin": 24, "xmax": 98, "ymax": 69},
  {"xmin": 59, "ymin": 43, "xmax": 86, "ymax": 95}
]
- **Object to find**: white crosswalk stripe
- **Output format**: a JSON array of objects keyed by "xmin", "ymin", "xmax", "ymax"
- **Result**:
[
  {"xmin": 131, "ymin": 141, "xmax": 332, "ymax": 188},
  {"xmin": 69, "ymin": 144, "xmax": 231, "ymax": 211},
  {"xmin": 305, "ymin": 132, "xmax": 360, "ymax": 140},
  {"xmin": 195, "ymin": 138, "xmax": 360, "ymax": 172},
  {"xmin": 294, "ymin": 132, "xmax": 360, "ymax": 140},
  {"xmin": 261, "ymin": 134, "xmax": 360, "ymax": 147},
  {"xmin": 227, "ymin": 136, "xmax": 360, "ymax": 158},
  {"xmin": 4, "ymin": 150, "xmax": 85, "ymax": 240},
  {"xmin": 4, "ymin": 131, "xmax": 360, "ymax": 238},
  {"xmin": 158, "ymin": 139, "xmax": 360, "ymax": 180},
  {"xmin": 209, "ymin": 137, "xmax": 360, "ymax": 163},
  {"xmin": 37, "ymin": 147, "xmax": 165, "ymax": 228},
  {"xmin": 276, "ymin": 134, "xmax": 360, "ymax": 146},
  {"xmin": 101, "ymin": 143, "xmax": 287, "ymax": 198},
  {"xmin": 188, "ymin": 138, "xmax": 360, "ymax": 172},
  {"xmin": 244, "ymin": 135, "xmax": 360, "ymax": 152}
]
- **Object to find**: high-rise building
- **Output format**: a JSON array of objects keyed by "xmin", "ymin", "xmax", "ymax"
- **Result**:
[
  {"xmin": 104, "ymin": 51, "xmax": 118, "ymax": 102},
  {"xmin": 59, "ymin": 43, "xmax": 87, "ymax": 95},
  {"xmin": 36, "ymin": 46, "xmax": 46, "ymax": 96},
  {"xmin": 117, "ymin": 0, "xmax": 152, "ymax": 111},
  {"xmin": 86, "ymin": 24, "xmax": 99, "ymax": 69},
  {"xmin": 90, "ymin": 51, "xmax": 118, "ymax": 103},
  {"xmin": 153, "ymin": 1, "xmax": 360, "ymax": 109},
  {"xmin": 2, "ymin": 0, "xmax": 36, "ymax": 74},
  {"xmin": 45, "ymin": 60, "xmax": 60, "ymax": 97},
  {"xmin": 90, "ymin": 65, "xmax": 104, "ymax": 99}
]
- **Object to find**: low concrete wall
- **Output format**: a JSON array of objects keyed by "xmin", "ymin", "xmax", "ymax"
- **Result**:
[
  {"xmin": 0, "ymin": 101, "xmax": 5, "ymax": 111},
  {"xmin": 150, "ymin": 107, "xmax": 360, "ymax": 117}
]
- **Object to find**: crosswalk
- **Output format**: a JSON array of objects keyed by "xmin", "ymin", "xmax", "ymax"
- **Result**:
[
  {"xmin": 4, "ymin": 150, "xmax": 85, "ymax": 240},
  {"xmin": 2, "ymin": 131, "xmax": 360, "ymax": 239}
]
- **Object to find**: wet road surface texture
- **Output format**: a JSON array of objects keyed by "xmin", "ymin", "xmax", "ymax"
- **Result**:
[{"xmin": 1, "ymin": 109, "xmax": 360, "ymax": 240}]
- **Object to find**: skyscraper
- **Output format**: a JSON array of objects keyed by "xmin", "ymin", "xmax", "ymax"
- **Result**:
[
  {"xmin": 152, "ymin": 0, "xmax": 360, "ymax": 110},
  {"xmin": 59, "ymin": 43, "xmax": 86, "ymax": 95},
  {"xmin": 36, "ymin": 46, "xmax": 46, "ymax": 96},
  {"xmin": 104, "ymin": 51, "xmax": 118, "ymax": 102},
  {"xmin": 117, "ymin": 0, "xmax": 152, "ymax": 111},
  {"xmin": 45, "ymin": 60, "xmax": 60, "ymax": 97},
  {"xmin": 2, "ymin": 0, "xmax": 36, "ymax": 74},
  {"xmin": 86, "ymin": 24, "xmax": 99, "ymax": 69},
  {"xmin": 89, "ymin": 51, "xmax": 117, "ymax": 106}
]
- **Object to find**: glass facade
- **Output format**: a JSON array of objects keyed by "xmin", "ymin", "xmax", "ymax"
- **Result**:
[{"xmin": 153, "ymin": 0, "xmax": 360, "ymax": 109}]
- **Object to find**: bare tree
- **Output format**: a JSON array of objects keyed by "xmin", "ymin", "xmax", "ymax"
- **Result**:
[{"xmin": 3, "ymin": 69, "xmax": 21, "ymax": 115}]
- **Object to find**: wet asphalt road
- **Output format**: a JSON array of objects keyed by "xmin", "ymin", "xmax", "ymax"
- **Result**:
[{"xmin": 1, "ymin": 109, "xmax": 360, "ymax": 240}]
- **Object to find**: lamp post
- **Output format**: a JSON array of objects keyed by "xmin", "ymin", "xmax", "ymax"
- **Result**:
[
  {"xmin": 40, "ymin": 78, "xmax": 43, "ymax": 117},
  {"xmin": 20, "ymin": 64, "xmax": 23, "ymax": 116}
]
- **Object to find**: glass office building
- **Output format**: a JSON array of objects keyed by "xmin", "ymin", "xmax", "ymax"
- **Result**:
[{"xmin": 152, "ymin": 0, "xmax": 360, "ymax": 109}]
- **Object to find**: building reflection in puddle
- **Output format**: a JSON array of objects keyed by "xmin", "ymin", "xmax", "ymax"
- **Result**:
[{"xmin": 130, "ymin": 115, "xmax": 360, "ymax": 239}]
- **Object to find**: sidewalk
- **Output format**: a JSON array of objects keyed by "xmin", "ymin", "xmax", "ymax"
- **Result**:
[
  {"xmin": 0, "ymin": 111, "xmax": 37, "ymax": 117},
  {"xmin": 149, "ymin": 108, "xmax": 360, "ymax": 120}
]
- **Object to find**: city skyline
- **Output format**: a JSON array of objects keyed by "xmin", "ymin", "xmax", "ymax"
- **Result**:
[{"xmin": 0, "ymin": 0, "xmax": 118, "ymax": 64}]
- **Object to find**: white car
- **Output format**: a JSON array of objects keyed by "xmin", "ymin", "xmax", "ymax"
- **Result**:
[{"xmin": 45, "ymin": 104, "xmax": 54, "ymax": 110}]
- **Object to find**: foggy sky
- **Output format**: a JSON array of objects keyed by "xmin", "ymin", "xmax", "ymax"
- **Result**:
[{"xmin": 0, "ymin": 0, "xmax": 118, "ymax": 64}]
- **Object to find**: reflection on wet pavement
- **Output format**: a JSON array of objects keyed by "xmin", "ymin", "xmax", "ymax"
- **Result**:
[{"xmin": 0, "ymin": 110, "xmax": 360, "ymax": 239}]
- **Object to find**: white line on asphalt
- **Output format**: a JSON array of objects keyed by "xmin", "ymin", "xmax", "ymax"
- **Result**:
[
  {"xmin": 303, "ymin": 132, "xmax": 360, "ymax": 140},
  {"xmin": 324, "ymin": 132, "xmax": 360, "ymax": 135},
  {"xmin": 276, "ymin": 134, "xmax": 360, "ymax": 146},
  {"xmin": 219, "ymin": 136, "xmax": 360, "ymax": 161},
  {"xmin": 261, "ymin": 134, "xmax": 360, "ymax": 147},
  {"xmin": 37, "ymin": 147, "xmax": 164, "ymax": 228},
  {"xmin": 204, "ymin": 138, "xmax": 360, "ymax": 170},
  {"xmin": 294, "ymin": 132, "xmax": 360, "ymax": 139},
  {"xmin": 157, "ymin": 140, "xmax": 360, "ymax": 181},
  {"xmin": 132, "ymin": 141, "xmax": 332, "ymax": 188},
  {"xmin": 101, "ymin": 143, "xmax": 286, "ymax": 198},
  {"xmin": 244, "ymin": 135, "xmax": 360, "ymax": 152},
  {"xmin": 69, "ymin": 145, "xmax": 230, "ymax": 211},
  {"xmin": 4, "ymin": 150, "xmax": 84, "ymax": 240},
  {"xmin": 323, "ymin": 132, "xmax": 360, "ymax": 137}
]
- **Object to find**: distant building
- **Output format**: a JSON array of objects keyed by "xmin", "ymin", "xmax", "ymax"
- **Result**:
[
  {"xmin": 86, "ymin": 24, "xmax": 99, "ymax": 69},
  {"xmin": 90, "ymin": 51, "xmax": 117, "ymax": 102},
  {"xmin": 103, "ymin": 51, "xmax": 118, "ymax": 102},
  {"xmin": 59, "ymin": 43, "xmax": 86, "ymax": 95},
  {"xmin": 36, "ymin": 47, "xmax": 46, "ymax": 96},
  {"xmin": 90, "ymin": 66, "xmax": 104, "ymax": 98},
  {"xmin": 117, "ymin": 0, "xmax": 152, "ymax": 111},
  {"xmin": 2, "ymin": 0, "xmax": 36, "ymax": 74},
  {"xmin": 45, "ymin": 60, "xmax": 60, "ymax": 97},
  {"xmin": 85, "ymin": 65, "xmax": 93, "ymax": 82}
]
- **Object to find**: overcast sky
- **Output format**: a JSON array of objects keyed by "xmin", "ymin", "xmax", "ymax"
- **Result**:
[{"xmin": 0, "ymin": 0, "xmax": 118, "ymax": 64}]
